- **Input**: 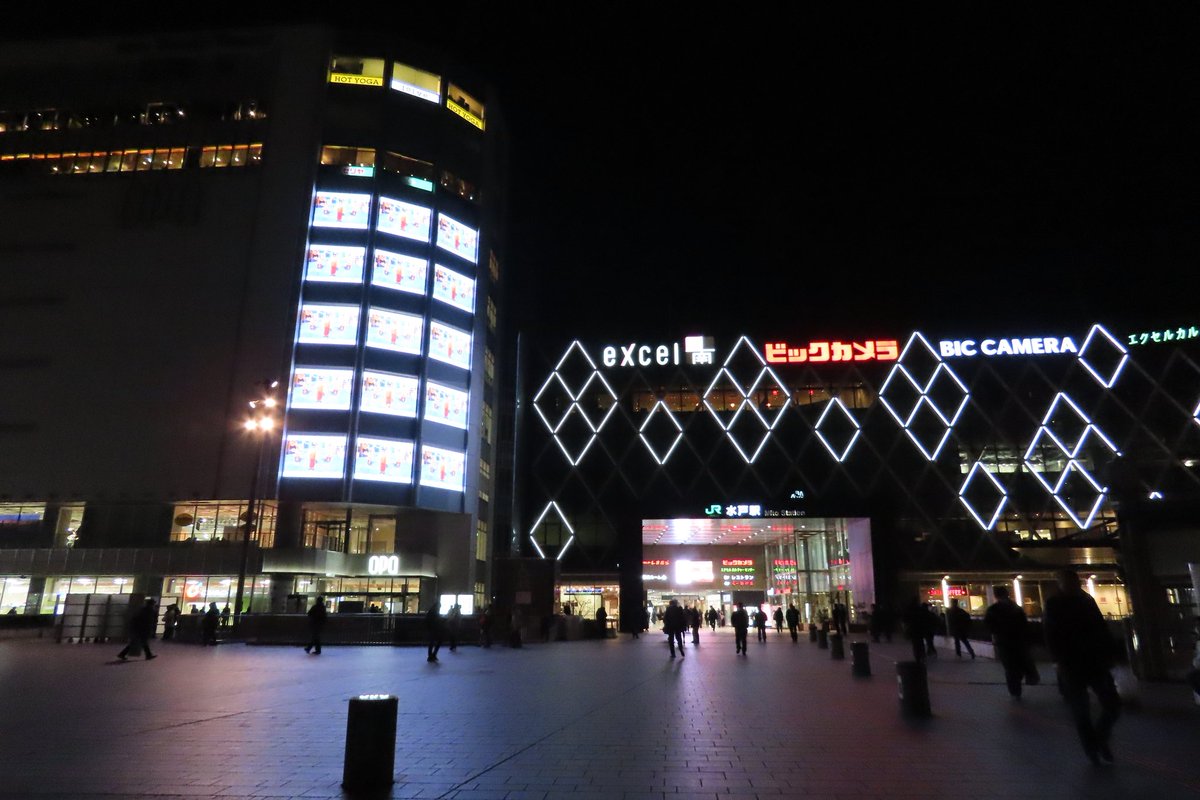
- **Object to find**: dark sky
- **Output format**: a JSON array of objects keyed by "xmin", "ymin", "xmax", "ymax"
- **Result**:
[{"xmin": 9, "ymin": 5, "xmax": 1200, "ymax": 340}]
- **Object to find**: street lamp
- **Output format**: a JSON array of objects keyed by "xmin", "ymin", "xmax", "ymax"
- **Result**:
[{"xmin": 233, "ymin": 380, "xmax": 279, "ymax": 632}]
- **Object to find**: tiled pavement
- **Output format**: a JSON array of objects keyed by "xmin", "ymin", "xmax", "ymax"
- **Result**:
[{"xmin": 0, "ymin": 629, "xmax": 1198, "ymax": 799}]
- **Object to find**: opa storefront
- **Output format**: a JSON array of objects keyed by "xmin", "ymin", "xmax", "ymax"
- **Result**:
[{"xmin": 516, "ymin": 323, "xmax": 1200, "ymax": 675}]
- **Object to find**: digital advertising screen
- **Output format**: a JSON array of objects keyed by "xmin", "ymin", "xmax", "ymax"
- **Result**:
[
  {"xmin": 675, "ymin": 560, "xmax": 715, "ymax": 585},
  {"xmin": 360, "ymin": 370, "xmax": 419, "ymax": 417},
  {"xmin": 432, "ymin": 264, "xmax": 476, "ymax": 313},
  {"xmin": 305, "ymin": 244, "xmax": 366, "ymax": 284},
  {"xmin": 288, "ymin": 367, "xmax": 354, "ymax": 411},
  {"xmin": 353, "ymin": 436, "xmax": 415, "ymax": 484},
  {"xmin": 371, "ymin": 249, "xmax": 427, "ymax": 295},
  {"xmin": 435, "ymin": 212, "xmax": 479, "ymax": 263},
  {"xmin": 312, "ymin": 192, "xmax": 371, "ymax": 229},
  {"xmin": 377, "ymin": 196, "xmax": 431, "ymax": 242},
  {"xmin": 390, "ymin": 62, "xmax": 441, "ymax": 103},
  {"xmin": 424, "ymin": 380, "xmax": 470, "ymax": 429},
  {"xmin": 419, "ymin": 445, "xmax": 466, "ymax": 492},
  {"xmin": 297, "ymin": 304, "xmax": 360, "ymax": 346},
  {"xmin": 281, "ymin": 434, "xmax": 347, "ymax": 479},
  {"xmin": 429, "ymin": 321, "xmax": 472, "ymax": 370},
  {"xmin": 366, "ymin": 307, "xmax": 423, "ymax": 354}
]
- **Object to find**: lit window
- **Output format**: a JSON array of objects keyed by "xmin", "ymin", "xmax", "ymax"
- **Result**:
[
  {"xmin": 489, "ymin": 251, "xmax": 500, "ymax": 283},
  {"xmin": 320, "ymin": 145, "xmax": 376, "ymax": 167},
  {"xmin": 328, "ymin": 55, "xmax": 386, "ymax": 87},
  {"xmin": 390, "ymin": 62, "xmax": 441, "ymax": 103},
  {"xmin": 486, "ymin": 297, "xmax": 497, "ymax": 332},
  {"xmin": 446, "ymin": 84, "xmax": 485, "ymax": 130}
]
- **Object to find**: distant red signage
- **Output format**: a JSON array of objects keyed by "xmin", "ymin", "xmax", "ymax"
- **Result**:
[
  {"xmin": 765, "ymin": 339, "xmax": 899, "ymax": 365},
  {"xmin": 773, "ymin": 559, "xmax": 797, "ymax": 566},
  {"xmin": 928, "ymin": 585, "xmax": 968, "ymax": 598},
  {"xmin": 643, "ymin": 559, "xmax": 669, "ymax": 566},
  {"xmin": 722, "ymin": 559, "xmax": 753, "ymax": 567}
]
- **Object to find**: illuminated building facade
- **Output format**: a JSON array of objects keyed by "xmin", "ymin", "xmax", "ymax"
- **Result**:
[
  {"xmin": 515, "ymin": 325, "xmax": 1200, "ymax": 675},
  {"xmin": 0, "ymin": 26, "xmax": 508, "ymax": 622}
]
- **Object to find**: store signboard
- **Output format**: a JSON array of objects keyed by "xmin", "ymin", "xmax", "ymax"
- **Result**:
[
  {"xmin": 938, "ymin": 336, "xmax": 1078, "ymax": 358},
  {"xmin": 766, "ymin": 339, "xmax": 899, "ymax": 364}
]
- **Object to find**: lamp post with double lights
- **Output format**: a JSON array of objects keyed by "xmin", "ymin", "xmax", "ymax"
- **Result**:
[{"xmin": 233, "ymin": 380, "xmax": 279, "ymax": 632}]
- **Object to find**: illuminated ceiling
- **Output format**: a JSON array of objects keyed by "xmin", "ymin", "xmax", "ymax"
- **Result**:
[{"xmin": 641, "ymin": 518, "xmax": 837, "ymax": 547}]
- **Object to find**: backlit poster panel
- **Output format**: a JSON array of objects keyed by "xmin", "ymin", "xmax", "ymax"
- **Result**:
[
  {"xmin": 372, "ymin": 249, "xmax": 427, "ymax": 295},
  {"xmin": 377, "ymin": 196, "xmax": 431, "ymax": 242},
  {"xmin": 432, "ymin": 264, "xmax": 476, "ymax": 313},
  {"xmin": 366, "ymin": 308, "xmax": 423, "ymax": 354},
  {"xmin": 435, "ymin": 212, "xmax": 478, "ymax": 263},
  {"xmin": 419, "ymin": 445, "xmax": 465, "ymax": 491},
  {"xmin": 282, "ymin": 434, "xmax": 346, "ymax": 479},
  {"xmin": 424, "ymin": 381, "xmax": 469, "ymax": 429},
  {"xmin": 297, "ymin": 304, "xmax": 359, "ymax": 345},
  {"xmin": 429, "ymin": 321, "xmax": 471, "ymax": 369},
  {"xmin": 306, "ymin": 244, "xmax": 366, "ymax": 283},
  {"xmin": 390, "ymin": 62, "xmax": 441, "ymax": 103},
  {"xmin": 675, "ymin": 560, "xmax": 714, "ymax": 585},
  {"xmin": 353, "ymin": 437, "xmax": 414, "ymax": 483},
  {"xmin": 289, "ymin": 367, "xmax": 354, "ymax": 410},
  {"xmin": 312, "ymin": 192, "xmax": 371, "ymax": 229},
  {"xmin": 360, "ymin": 371, "xmax": 419, "ymax": 417}
]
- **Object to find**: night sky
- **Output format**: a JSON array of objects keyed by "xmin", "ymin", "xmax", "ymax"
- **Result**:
[{"xmin": 8, "ymin": 6, "xmax": 1200, "ymax": 341}]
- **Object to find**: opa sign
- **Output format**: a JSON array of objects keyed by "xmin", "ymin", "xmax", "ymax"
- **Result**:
[{"xmin": 367, "ymin": 555, "xmax": 401, "ymax": 576}]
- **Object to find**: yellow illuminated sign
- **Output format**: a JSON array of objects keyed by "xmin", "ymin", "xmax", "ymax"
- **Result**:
[
  {"xmin": 447, "ymin": 100, "xmax": 485, "ymax": 130},
  {"xmin": 330, "ymin": 73, "xmax": 384, "ymax": 87}
]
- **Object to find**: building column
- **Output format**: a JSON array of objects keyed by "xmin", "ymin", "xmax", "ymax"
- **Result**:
[
  {"xmin": 23, "ymin": 577, "xmax": 47, "ymax": 615},
  {"xmin": 269, "ymin": 574, "xmax": 295, "ymax": 613}
]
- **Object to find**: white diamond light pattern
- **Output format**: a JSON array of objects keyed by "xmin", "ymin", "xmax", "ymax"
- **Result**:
[
  {"xmin": 701, "ymin": 337, "xmax": 789, "ymax": 463},
  {"xmin": 878, "ymin": 332, "xmax": 969, "ymax": 460},
  {"xmin": 1077, "ymin": 324, "xmax": 1129, "ymax": 389},
  {"xmin": 814, "ymin": 397, "xmax": 861, "ymax": 462},
  {"xmin": 959, "ymin": 462, "xmax": 1008, "ymax": 530},
  {"xmin": 1023, "ymin": 392, "xmax": 1121, "ymax": 529},
  {"xmin": 532, "ymin": 341, "xmax": 618, "ymax": 466},
  {"xmin": 528, "ymin": 501, "xmax": 575, "ymax": 561},
  {"xmin": 639, "ymin": 400, "xmax": 683, "ymax": 465}
]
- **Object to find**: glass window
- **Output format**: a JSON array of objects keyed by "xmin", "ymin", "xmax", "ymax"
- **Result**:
[
  {"xmin": 486, "ymin": 297, "xmax": 497, "ymax": 331},
  {"xmin": 476, "ymin": 520, "xmax": 488, "ymax": 562},
  {"xmin": 484, "ymin": 349, "xmax": 495, "ymax": 384},
  {"xmin": 439, "ymin": 169, "xmax": 478, "ymax": 202},
  {"xmin": 481, "ymin": 403, "xmax": 494, "ymax": 445},
  {"xmin": 380, "ymin": 151, "xmax": 435, "ymax": 184},
  {"xmin": 320, "ymin": 145, "xmax": 376, "ymax": 167},
  {"xmin": 170, "ymin": 501, "xmax": 276, "ymax": 548},
  {"xmin": 40, "ymin": 576, "xmax": 133, "ymax": 614},
  {"xmin": 489, "ymin": 251, "xmax": 500, "ymax": 283},
  {"xmin": 328, "ymin": 55, "xmax": 386, "ymax": 87},
  {"xmin": 0, "ymin": 577, "xmax": 30, "ymax": 614},
  {"xmin": 54, "ymin": 504, "xmax": 84, "ymax": 547},
  {"xmin": 446, "ymin": 84, "xmax": 485, "ymax": 130},
  {"xmin": 0, "ymin": 503, "xmax": 44, "ymax": 528}
]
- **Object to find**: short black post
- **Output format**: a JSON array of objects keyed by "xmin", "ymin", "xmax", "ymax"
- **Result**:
[
  {"xmin": 808, "ymin": 624, "xmax": 818, "ymax": 642},
  {"xmin": 830, "ymin": 633, "xmax": 844, "ymax": 659},
  {"xmin": 896, "ymin": 661, "xmax": 931, "ymax": 718},
  {"xmin": 817, "ymin": 628, "xmax": 828, "ymax": 649},
  {"xmin": 851, "ymin": 641, "xmax": 871, "ymax": 677},
  {"xmin": 343, "ymin": 694, "xmax": 397, "ymax": 792}
]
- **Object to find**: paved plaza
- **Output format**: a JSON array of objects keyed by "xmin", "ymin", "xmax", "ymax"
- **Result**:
[{"xmin": 0, "ymin": 629, "xmax": 1198, "ymax": 799}]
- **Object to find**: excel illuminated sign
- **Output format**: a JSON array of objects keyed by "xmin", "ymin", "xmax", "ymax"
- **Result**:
[
  {"xmin": 766, "ymin": 339, "xmax": 899, "ymax": 364},
  {"xmin": 367, "ymin": 555, "xmax": 401, "ymax": 575},
  {"xmin": 600, "ymin": 336, "xmax": 716, "ymax": 368},
  {"xmin": 938, "ymin": 336, "xmax": 1078, "ymax": 358}
]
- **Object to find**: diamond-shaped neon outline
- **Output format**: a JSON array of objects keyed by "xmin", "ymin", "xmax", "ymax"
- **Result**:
[
  {"xmin": 814, "ymin": 398, "xmax": 861, "ymax": 462},
  {"xmin": 1022, "ymin": 390, "xmax": 1116, "ymax": 528},
  {"xmin": 1048, "ymin": 463, "xmax": 1107, "ymax": 529},
  {"xmin": 639, "ymin": 400, "xmax": 683, "ymax": 465},
  {"xmin": 575, "ymin": 371, "xmax": 619, "ymax": 433},
  {"xmin": 532, "ymin": 372, "xmax": 574, "ymax": 434},
  {"xmin": 878, "ymin": 361, "xmax": 924, "ymax": 427},
  {"xmin": 958, "ymin": 462, "xmax": 1008, "ymax": 530},
  {"xmin": 879, "ymin": 334, "xmax": 970, "ymax": 461},
  {"xmin": 528, "ymin": 500, "xmax": 576, "ymax": 561},
  {"xmin": 700, "ymin": 337, "xmax": 788, "ymax": 463},
  {"xmin": 1077, "ymin": 324, "xmax": 1129, "ymax": 389},
  {"xmin": 533, "ymin": 341, "xmax": 621, "ymax": 466},
  {"xmin": 546, "ymin": 405, "xmax": 598, "ymax": 465}
]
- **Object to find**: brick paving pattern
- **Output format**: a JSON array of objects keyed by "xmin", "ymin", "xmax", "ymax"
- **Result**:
[{"xmin": 1, "ymin": 629, "xmax": 1198, "ymax": 799}]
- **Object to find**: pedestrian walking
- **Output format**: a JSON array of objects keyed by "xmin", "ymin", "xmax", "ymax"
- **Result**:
[
  {"xmin": 595, "ymin": 605, "xmax": 607, "ymax": 638},
  {"xmin": 663, "ymin": 599, "xmax": 686, "ymax": 658},
  {"xmin": 832, "ymin": 602, "xmax": 849, "ymax": 636},
  {"xmin": 220, "ymin": 603, "xmax": 231, "ymax": 628},
  {"xmin": 688, "ymin": 604, "xmax": 701, "ymax": 645},
  {"xmin": 447, "ymin": 603, "xmax": 462, "ymax": 651},
  {"xmin": 161, "ymin": 602, "xmax": 180, "ymax": 641},
  {"xmin": 902, "ymin": 596, "xmax": 936, "ymax": 663},
  {"xmin": 706, "ymin": 606, "xmax": 718, "ymax": 632},
  {"xmin": 753, "ymin": 606, "xmax": 768, "ymax": 642},
  {"xmin": 984, "ymin": 585, "xmax": 1036, "ymax": 698},
  {"xmin": 732, "ymin": 602, "xmax": 749, "ymax": 655},
  {"xmin": 304, "ymin": 595, "xmax": 326, "ymax": 654},
  {"xmin": 773, "ymin": 606, "xmax": 784, "ymax": 634},
  {"xmin": 1044, "ymin": 568, "xmax": 1121, "ymax": 764},
  {"xmin": 921, "ymin": 602, "xmax": 939, "ymax": 658},
  {"xmin": 785, "ymin": 603, "xmax": 800, "ymax": 642},
  {"xmin": 117, "ymin": 597, "xmax": 157, "ymax": 661},
  {"xmin": 426, "ymin": 601, "xmax": 445, "ymax": 662},
  {"xmin": 201, "ymin": 601, "xmax": 220, "ymax": 646},
  {"xmin": 479, "ymin": 604, "xmax": 494, "ymax": 647},
  {"xmin": 947, "ymin": 598, "xmax": 975, "ymax": 659}
]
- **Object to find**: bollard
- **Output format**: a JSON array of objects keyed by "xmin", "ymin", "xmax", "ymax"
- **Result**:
[
  {"xmin": 896, "ymin": 661, "xmax": 931, "ymax": 718},
  {"xmin": 817, "ymin": 628, "xmax": 828, "ymax": 649},
  {"xmin": 343, "ymin": 694, "xmax": 397, "ymax": 792},
  {"xmin": 851, "ymin": 641, "xmax": 871, "ymax": 677},
  {"xmin": 830, "ymin": 633, "xmax": 845, "ymax": 660},
  {"xmin": 808, "ymin": 624, "xmax": 818, "ymax": 642}
]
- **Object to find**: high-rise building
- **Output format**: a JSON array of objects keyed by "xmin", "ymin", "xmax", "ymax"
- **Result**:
[{"xmin": 0, "ymin": 25, "xmax": 508, "ymax": 622}]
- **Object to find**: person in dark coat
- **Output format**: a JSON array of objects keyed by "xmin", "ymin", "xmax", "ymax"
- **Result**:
[
  {"xmin": 785, "ymin": 603, "xmax": 800, "ymax": 642},
  {"xmin": 946, "ymin": 598, "xmax": 975, "ymax": 659},
  {"xmin": 118, "ymin": 597, "xmax": 158, "ymax": 661},
  {"xmin": 731, "ymin": 602, "xmax": 749, "ymax": 655},
  {"xmin": 687, "ymin": 605, "xmax": 701, "ymax": 645},
  {"xmin": 447, "ymin": 603, "xmax": 462, "ymax": 651},
  {"xmin": 479, "ymin": 605, "xmax": 493, "ymax": 648},
  {"xmin": 984, "ymin": 585, "xmax": 1034, "ymax": 698},
  {"xmin": 304, "ymin": 596, "xmax": 326, "ymax": 654},
  {"xmin": 902, "ymin": 596, "xmax": 936, "ymax": 663},
  {"xmin": 201, "ymin": 602, "xmax": 220, "ymax": 646},
  {"xmin": 161, "ymin": 602, "xmax": 180, "ymax": 641},
  {"xmin": 832, "ymin": 602, "xmax": 849, "ymax": 636},
  {"xmin": 1044, "ymin": 568, "xmax": 1121, "ymax": 764},
  {"xmin": 662, "ymin": 599, "xmax": 686, "ymax": 658},
  {"xmin": 753, "ymin": 607, "xmax": 768, "ymax": 642},
  {"xmin": 426, "ymin": 601, "xmax": 445, "ymax": 662},
  {"xmin": 773, "ymin": 606, "xmax": 785, "ymax": 634},
  {"xmin": 706, "ymin": 606, "xmax": 718, "ymax": 632},
  {"xmin": 595, "ymin": 605, "xmax": 607, "ymax": 638}
]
